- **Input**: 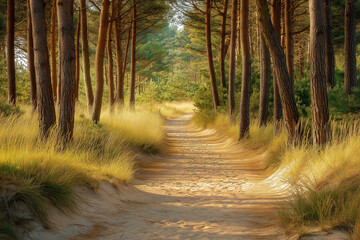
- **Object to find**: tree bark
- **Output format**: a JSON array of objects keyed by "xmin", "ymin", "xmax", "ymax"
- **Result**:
[
  {"xmin": 50, "ymin": 0, "xmax": 57, "ymax": 101},
  {"xmin": 30, "ymin": 0, "xmax": 56, "ymax": 139},
  {"xmin": 27, "ymin": 0, "xmax": 37, "ymax": 109},
  {"xmin": 256, "ymin": 0, "xmax": 300, "ymax": 143},
  {"xmin": 92, "ymin": 0, "xmax": 110, "ymax": 122},
  {"xmin": 285, "ymin": 0, "xmax": 294, "ymax": 90},
  {"xmin": 122, "ymin": 22, "xmax": 132, "ymax": 86},
  {"xmin": 239, "ymin": 0, "xmax": 251, "ymax": 139},
  {"xmin": 80, "ymin": 0, "xmax": 94, "ymax": 115},
  {"xmin": 344, "ymin": 0, "xmax": 357, "ymax": 95},
  {"xmin": 115, "ymin": 0, "xmax": 124, "ymax": 105},
  {"xmin": 324, "ymin": 0, "xmax": 335, "ymax": 88},
  {"xmin": 271, "ymin": 0, "xmax": 282, "ymax": 133},
  {"xmin": 129, "ymin": 0, "xmax": 136, "ymax": 108},
  {"xmin": 58, "ymin": 0, "xmax": 77, "ymax": 141},
  {"xmin": 228, "ymin": 0, "xmax": 237, "ymax": 120},
  {"xmin": 7, "ymin": 0, "xmax": 16, "ymax": 106},
  {"xmin": 309, "ymin": 0, "xmax": 329, "ymax": 145},
  {"xmin": 220, "ymin": 0, "xmax": 229, "ymax": 89},
  {"xmin": 75, "ymin": 13, "xmax": 80, "ymax": 101},
  {"xmin": 258, "ymin": 28, "xmax": 271, "ymax": 127},
  {"xmin": 107, "ymin": 1, "xmax": 115, "ymax": 111},
  {"xmin": 205, "ymin": 0, "xmax": 220, "ymax": 112}
]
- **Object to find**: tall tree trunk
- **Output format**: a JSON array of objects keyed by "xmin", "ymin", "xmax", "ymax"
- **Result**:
[
  {"xmin": 50, "ymin": 0, "xmax": 57, "ymax": 101},
  {"xmin": 75, "ymin": 14, "xmax": 80, "ymax": 101},
  {"xmin": 205, "ymin": 0, "xmax": 220, "ymax": 112},
  {"xmin": 258, "ymin": 29, "xmax": 271, "ymax": 127},
  {"xmin": 324, "ymin": 0, "xmax": 335, "ymax": 88},
  {"xmin": 58, "ymin": 0, "xmax": 76, "ymax": 141},
  {"xmin": 129, "ymin": 0, "xmax": 137, "ymax": 108},
  {"xmin": 115, "ymin": 0, "xmax": 124, "ymax": 105},
  {"xmin": 228, "ymin": 0, "xmax": 237, "ymax": 120},
  {"xmin": 80, "ymin": 0, "xmax": 94, "ymax": 115},
  {"xmin": 7, "ymin": 0, "xmax": 16, "ymax": 106},
  {"xmin": 285, "ymin": 0, "xmax": 294, "ymax": 89},
  {"xmin": 344, "ymin": 0, "xmax": 357, "ymax": 95},
  {"xmin": 27, "ymin": 0, "xmax": 37, "ymax": 109},
  {"xmin": 309, "ymin": 0, "xmax": 329, "ymax": 145},
  {"xmin": 272, "ymin": 0, "xmax": 282, "ymax": 133},
  {"xmin": 107, "ymin": 2, "xmax": 114, "ymax": 110},
  {"xmin": 256, "ymin": 0, "xmax": 300, "ymax": 143},
  {"xmin": 30, "ymin": 0, "xmax": 56, "ymax": 139},
  {"xmin": 239, "ymin": 0, "xmax": 251, "ymax": 139},
  {"xmin": 220, "ymin": 0, "xmax": 229, "ymax": 89},
  {"xmin": 122, "ymin": 22, "xmax": 132, "ymax": 84},
  {"xmin": 92, "ymin": 0, "xmax": 110, "ymax": 122}
]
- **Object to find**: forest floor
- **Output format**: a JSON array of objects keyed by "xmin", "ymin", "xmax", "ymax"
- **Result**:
[{"xmin": 23, "ymin": 114, "xmax": 349, "ymax": 240}]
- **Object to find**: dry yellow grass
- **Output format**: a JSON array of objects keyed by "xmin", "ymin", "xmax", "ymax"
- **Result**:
[{"xmin": 0, "ymin": 104, "xmax": 166, "ymax": 238}]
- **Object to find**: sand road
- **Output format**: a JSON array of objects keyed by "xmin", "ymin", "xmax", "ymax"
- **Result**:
[{"xmin": 26, "ymin": 114, "xmax": 286, "ymax": 240}]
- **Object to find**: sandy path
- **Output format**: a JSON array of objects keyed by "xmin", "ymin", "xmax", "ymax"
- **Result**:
[{"xmin": 26, "ymin": 114, "xmax": 286, "ymax": 240}]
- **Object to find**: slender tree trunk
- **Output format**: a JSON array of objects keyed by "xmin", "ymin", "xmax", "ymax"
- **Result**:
[
  {"xmin": 122, "ymin": 22, "xmax": 132, "ymax": 84},
  {"xmin": 30, "ymin": 0, "xmax": 56, "ymax": 139},
  {"xmin": 205, "ymin": 0, "xmax": 220, "ymax": 112},
  {"xmin": 80, "ymin": 0, "xmax": 94, "ymax": 115},
  {"xmin": 324, "ymin": 0, "xmax": 335, "ymax": 88},
  {"xmin": 92, "ymin": 0, "xmax": 110, "ymax": 122},
  {"xmin": 50, "ymin": 0, "xmax": 57, "ymax": 101},
  {"xmin": 58, "ymin": 0, "xmax": 76, "ymax": 141},
  {"xmin": 285, "ymin": 0, "xmax": 294, "ymax": 89},
  {"xmin": 7, "ymin": 0, "xmax": 16, "ymax": 106},
  {"xmin": 272, "ymin": 0, "xmax": 282, "ymax": 133},
  {"xmin": 75, "ymin": 14, "xmax": 80, "ymax": 101},
  {"xmin": 27, "ymin": 0, "xmax": 37, "ymax": 109},
  {"xmin": 239, "ymin": 0, "xmax": 251, "ymax": 139},
  {"xmin": 115, "ymin": 0, "xmax": 124, "ymax": 105},
  {"xmin": 309, "ymin": 0, "xmax": 329, "ymax": 145},
  {"xmin": 256, "ymin": 0, "xmax": 300, "ymax": 143},
  {"xmin": 344, "ymin": 0, "xmax": 357, "ymax": 95},
  {"xmin": 228, "ymin": 0, "xmax": 237, "ymax": 120},
  {"xmin": 129, "ymin": 0, "xmax": 137, "ymax": 108},
  {"xmin": 57, "ymin": 38, "xmax": 61, "ymax": 106},
  {"xmin": 258, "ymin": 28, "xmax": 271, "ymax": 127},
  {"xmin": 107, "ymin": 2, "xmax": 115, "ymax": 111},
  {"xmin": 220, "ymin": 0, "xmax": 229, "ymax": 89}
]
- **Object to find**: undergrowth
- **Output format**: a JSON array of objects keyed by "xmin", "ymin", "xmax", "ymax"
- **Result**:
[
  {"xmin": 0, "ymin": 104, "xmax": 165, "ymax": 239},
  {"xmin": 192, "ymin": 110, "xmax": 360, "ymax": 238}
]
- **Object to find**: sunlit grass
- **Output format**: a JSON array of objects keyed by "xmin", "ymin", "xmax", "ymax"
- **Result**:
[
  {"xmin": 0, "ymin": 103, "xmax": 165, "ymax": 237},
  {"xmin": 135, "ymin": 101, "xmax": 195, "ymax": 118},
  {"xmin": 191, "ymin": 111, "xmax": 360, "ymax": 237}
]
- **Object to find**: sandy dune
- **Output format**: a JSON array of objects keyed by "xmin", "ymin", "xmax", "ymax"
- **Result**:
[{"xmin": 24, "ymin": 114, "xmax": 348, "ymax": 240}]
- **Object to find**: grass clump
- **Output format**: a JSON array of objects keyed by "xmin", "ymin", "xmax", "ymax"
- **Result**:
[
  {"xmin": 0, "ymin": 105, "xmax": 165, "ymax": 237},
  {"xmin": 191, "ymin": 111, "xmax": 287, "ymax": 168},
  {"xmin": 277, "ymin": 121, "xmax": 360, "ymax": 237}
]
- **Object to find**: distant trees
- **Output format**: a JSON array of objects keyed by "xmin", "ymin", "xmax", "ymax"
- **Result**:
[
  {"xmin": 129, "ymin": 0, "xmax": 137, "ymax": 108},
  {"xmin": 80, "ymin": 0, "xmax": 94, "ymax": 115},
  {"xmin": 7, "ymin": 0, "xmax": 15, "ymax": 106},
  {"xmin": 228, "ymin": 0, "xmax": 237, "ymax": 120},
  {"xmin": 324, "ymin": 0, "xmax": 335, "ymax": 88},
  {"xmin": 344, "ymin": 0, "xmax": 357, "ymax": 95},
  {"xmin": 27, "ymin": 0, "xmax": 37, "ymax": 109},
  {"xmin": 271, "ymin": 0, "xmax": 282, "ymax": 134}
]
